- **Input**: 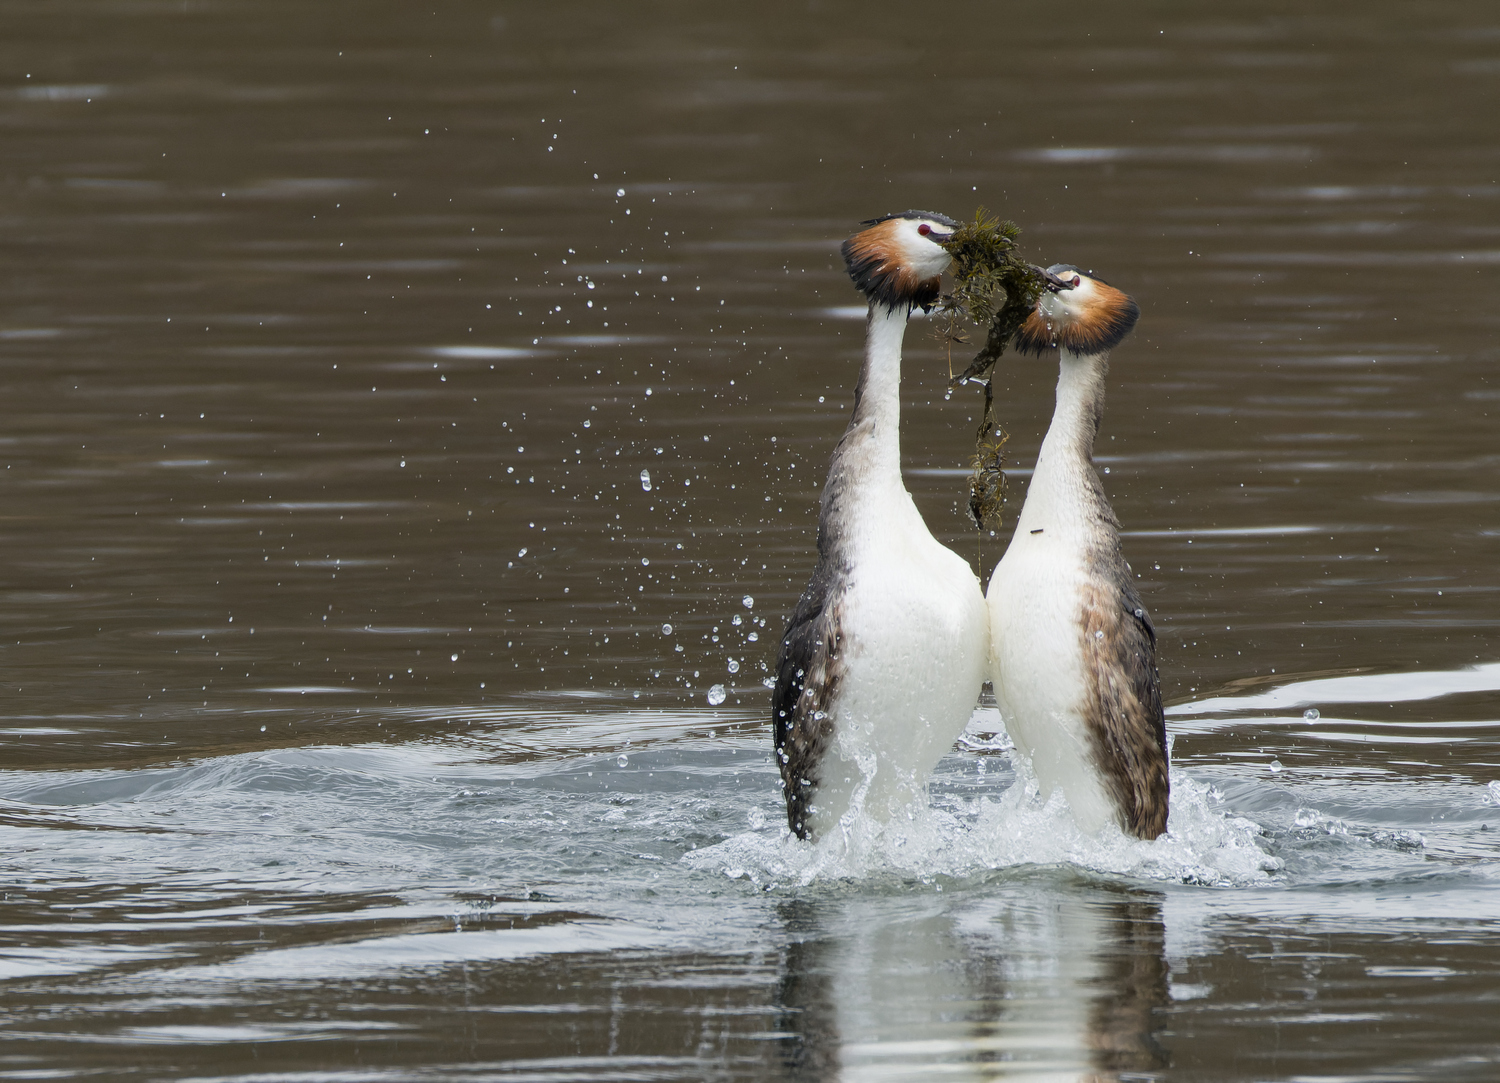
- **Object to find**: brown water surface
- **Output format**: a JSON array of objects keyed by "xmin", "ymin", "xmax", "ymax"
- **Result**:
[{"xmin": 2, "ymin": 2, "xmax": 1499, "ymax": 1079}]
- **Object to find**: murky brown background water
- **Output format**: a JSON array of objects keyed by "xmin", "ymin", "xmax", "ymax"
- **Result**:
[{"xmin": 2, "ymin": 2, "xmax": 1499, "ymax": 1079}]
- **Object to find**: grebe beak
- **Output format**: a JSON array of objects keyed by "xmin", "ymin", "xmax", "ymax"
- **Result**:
[{"xmin": 1040, "ymin": 266, "xmax": 1077, "ymax": 292}]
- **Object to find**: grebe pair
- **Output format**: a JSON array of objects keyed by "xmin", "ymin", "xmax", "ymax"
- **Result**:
[{"xmin": 773, "ymin": 213, "xmax": 1168, "ymax": 841}]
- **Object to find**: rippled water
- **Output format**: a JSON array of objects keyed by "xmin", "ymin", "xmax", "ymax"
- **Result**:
[{"xmin": 3, "ymin": 2, "xmax": 1500, "ymax": 1079}]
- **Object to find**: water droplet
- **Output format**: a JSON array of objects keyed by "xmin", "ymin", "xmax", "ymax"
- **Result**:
[
  {"xmin": 727, "ymin": 659, "xmax": 740, "ymax": 674},
  {"xmin": 641, "ymin": 557, "xmax": 650, "ymax": 566},
  {"xmin": 450, "ymin": 653, "xmax": 458, "ymax": 662},
  {"xmin": 616, "ymin": 188, "xmax": 625, "ymax": 197},
  {"xmin": 617, "ymin": 753, "xmax": 629, "ymax": 767},
  {"xmin": 732, "ymin": 614, "xmax": 742, "ymax": 626},
  {"xmin": 747, "ymin": 632, "xmax": 758, "ymax": 642},
  {"xmin": 742, "ymin": 595, "xmax": 754, "ymax": 609},
  {"xmin": 259, "ymin": 725, "xmax": 266, "ymax": 732},
  {"xmin": 1303, "ymin": 708, "xmax": 1320, "ymax": 721},
  {"xmin": 640, "ymin": 469, "xmax": 652, "ymax": 491},
  {"xmin": 707, "ymin": 684, "xmax": 727, "ymax": 706},
  {"xmin": 1095, "ymin": 629, "xmax": 1104, "ymax": 640},
  {"xmin": 1268, "ymin": 759, "xmax": 1283, "ymax": 774},
  {"xmin": 517, "ymin": 547, "xmax": 527, "ymax": 558},
  {"xmin": 761, "ymin": 677, "xmax": 774, "ymax": 689},
  {"xmin": 661, "ymin": 623, "xmax": 672, "ymax": 635}
]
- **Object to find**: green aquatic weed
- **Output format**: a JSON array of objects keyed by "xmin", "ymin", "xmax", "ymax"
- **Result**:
[{"xmin": 936, "ymin": 208, "xmax": 1052, "ymax": 538}]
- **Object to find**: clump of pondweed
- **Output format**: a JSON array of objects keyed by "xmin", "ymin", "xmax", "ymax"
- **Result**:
[{"xmin": 935, "ymin": 208, "xmax": 1054, "ymax": 537}]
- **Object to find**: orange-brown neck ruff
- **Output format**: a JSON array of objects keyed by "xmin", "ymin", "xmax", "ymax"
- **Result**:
[
  {"xmin": 1014, "ymin": 276, "xmax": 1140, "ymax": 357},
  {"xmin": 841, "ymin": 218, "xmax": 942, "ymax": 312}
]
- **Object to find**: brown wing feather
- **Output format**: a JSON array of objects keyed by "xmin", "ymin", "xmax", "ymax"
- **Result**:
[
  {"xmin": 1080, "ymin": 561, "xmax": 1170, "ymax": 840},
  {"xmin": 772, "ymin": 562, "xmax": 846, "ymax": 840}
]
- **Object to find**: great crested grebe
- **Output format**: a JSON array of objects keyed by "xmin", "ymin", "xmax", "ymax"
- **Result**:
[
  {"xmin": 773, "ymin": 211, "xmax": 989, "ymax": 841},
  {"xmin": 987, "ymin": 265, "xmax": 1169, "ymax": 839}
]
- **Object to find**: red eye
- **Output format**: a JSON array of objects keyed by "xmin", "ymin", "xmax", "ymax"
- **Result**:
[
  {"xmin": 1069, "ymin": 275, "xmax": 1082, "ymax": 288},
  {"xmin": 917, "ymin": 223, "xmax": 932, "ymax": 236}
]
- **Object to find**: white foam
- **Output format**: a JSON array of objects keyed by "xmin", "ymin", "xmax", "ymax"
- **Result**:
[{"xmin": 684, "ymin": 761, "xmax": 1277, "ymax": 889}]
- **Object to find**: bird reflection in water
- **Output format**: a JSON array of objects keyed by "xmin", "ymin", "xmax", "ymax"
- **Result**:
[{"xmin": 770, "ymin": 884, "xmax": 1169, "ymax": 1081}]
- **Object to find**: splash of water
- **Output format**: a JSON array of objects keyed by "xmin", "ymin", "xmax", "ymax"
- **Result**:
[{"xmin": 684, "ymin": 760, "xmax": 1277, "ymax": 890}]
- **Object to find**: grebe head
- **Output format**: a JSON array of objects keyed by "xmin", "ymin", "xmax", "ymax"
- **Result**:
[
  {"xmin": 1014, "ymin": 264, "xmax": 1140, "ymax": 356},
  {"xmin": 840, "ymin": 210, "xmax": 959, "ymax": 313}
]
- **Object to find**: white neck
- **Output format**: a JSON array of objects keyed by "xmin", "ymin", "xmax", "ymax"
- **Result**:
[
  {"xmin": 1018, "ymin": 349, "xmax": 1108, "ymax": 534},
  {"xmin": 816, "ymin": 303, "xmax": 919, "ymax": 547},
  {"xmin": 1047, "ymin": 349, "xmax": 1106, "ymax": 458},
  {"xmin": 845, "ymin": 304, "xmax": 909, "ymax": 481}
]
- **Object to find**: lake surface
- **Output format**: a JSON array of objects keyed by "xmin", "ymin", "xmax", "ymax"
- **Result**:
[{"xmin": 2, "ymin": 1, "xmax": 1499, "ymax": 1079}]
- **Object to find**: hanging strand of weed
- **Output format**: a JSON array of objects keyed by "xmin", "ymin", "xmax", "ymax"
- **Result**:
[{"xmin": 933, "ymin": 208, "xmax": 1054, "ymax": 552}]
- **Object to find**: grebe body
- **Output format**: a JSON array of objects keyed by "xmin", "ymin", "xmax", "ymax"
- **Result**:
[
  {"xmin": 987, "ymin": 265, "xmax": 1169, "ymax": 839},
  {"xmin": 773, "ymin": 212, "xmax": 988, "ymax": 840}
]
